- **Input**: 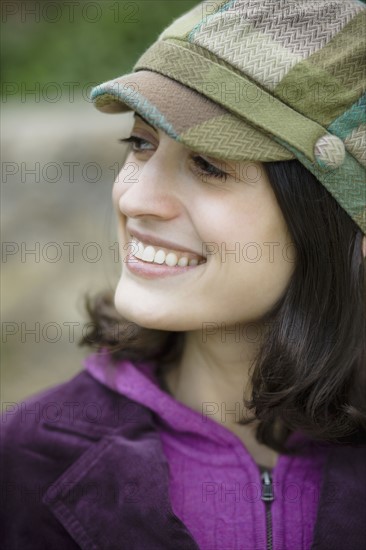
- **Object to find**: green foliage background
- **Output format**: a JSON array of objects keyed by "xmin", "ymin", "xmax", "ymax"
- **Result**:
[{"xmin": 1, "ymin": 0, "xmax": 198, "ymax": 95}]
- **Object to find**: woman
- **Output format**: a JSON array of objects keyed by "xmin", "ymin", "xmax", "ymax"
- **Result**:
[{"xmin": 2, "ymin": 1, "xmax": 365, "ymax": 549}]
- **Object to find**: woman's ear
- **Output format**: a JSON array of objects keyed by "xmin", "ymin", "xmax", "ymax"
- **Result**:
[{"xmin": 363, "ymin": 235, "xmax": 366, "ymax": 259}]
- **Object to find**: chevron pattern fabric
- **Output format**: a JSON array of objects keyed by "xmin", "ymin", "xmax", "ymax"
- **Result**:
[{"xmin": 91, "ymin": 0, "xmax": 366, "ymax": 235}]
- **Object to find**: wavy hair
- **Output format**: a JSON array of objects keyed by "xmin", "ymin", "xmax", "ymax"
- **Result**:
[{"xmin": 79, "ymin": 159, "xmax": 366, "ymax": 454}]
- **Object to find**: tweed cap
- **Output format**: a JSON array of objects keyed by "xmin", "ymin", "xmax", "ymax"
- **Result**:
[{"xmin": 91, "ymin": 0, "xmax": 366, "ymax": 235}]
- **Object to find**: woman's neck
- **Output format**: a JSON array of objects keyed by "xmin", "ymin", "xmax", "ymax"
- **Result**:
[{"xmin": 155, "ymin": 330, "xmax": 281, "ymax": 470}]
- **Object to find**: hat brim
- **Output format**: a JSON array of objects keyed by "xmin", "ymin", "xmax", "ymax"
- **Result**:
[{"xmin": 91, "ymin": 70, "xmax": 295, "ymax": 162}]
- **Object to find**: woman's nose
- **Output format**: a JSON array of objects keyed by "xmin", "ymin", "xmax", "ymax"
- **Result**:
[{"xmin": 115, "ymin": 154, "xmax": 181, "ymax": 220}]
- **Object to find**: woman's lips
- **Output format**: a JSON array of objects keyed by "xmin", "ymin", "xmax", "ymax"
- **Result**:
[{"xmin": 124, "ymin": 255, "xmax": 206, "ymax": 279}]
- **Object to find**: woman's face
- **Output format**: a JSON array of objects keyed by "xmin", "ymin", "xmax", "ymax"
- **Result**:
[{"xmin": 112, "ymin": 114, "xmax": 296, "ymax": 331}]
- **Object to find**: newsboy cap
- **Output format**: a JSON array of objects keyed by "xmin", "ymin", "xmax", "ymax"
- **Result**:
[{"xmin": 91, "ymin": 0, "xmax": 366, "ymax": 235}]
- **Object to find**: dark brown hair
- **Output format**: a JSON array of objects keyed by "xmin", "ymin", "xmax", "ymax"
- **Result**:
[{"xmin": 79, "ymin": 159, "xmax": 366, "ymax": 454}]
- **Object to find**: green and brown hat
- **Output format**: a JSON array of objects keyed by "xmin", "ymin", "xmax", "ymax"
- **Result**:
[{"xmin": 91, "ymin": 0, "xmax": 366, "ymax": 235}]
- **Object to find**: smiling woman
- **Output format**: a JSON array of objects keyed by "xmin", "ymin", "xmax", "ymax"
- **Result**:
[
  {"xmin": 111, "ymin": 114, "xmax": 296, "ymax": 336},
  {"xmin": 2, "ymin": 1, "xmax": 366, "ymax": 549}
]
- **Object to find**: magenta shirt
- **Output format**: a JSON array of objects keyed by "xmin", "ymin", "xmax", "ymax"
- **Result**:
[{"xmin": 85, "ymin": 353, "xmax": 328, "ymax": 550}]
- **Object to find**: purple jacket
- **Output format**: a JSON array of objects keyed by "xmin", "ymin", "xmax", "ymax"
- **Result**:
[{"xmin": 1, "ymin": 370, "xmax": 365, "ymax": 550}]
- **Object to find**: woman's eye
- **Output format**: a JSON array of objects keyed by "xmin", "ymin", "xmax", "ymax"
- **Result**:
[
  {"xmin": 118, "ymin": 136, "xmax": 154, "ymax": 152},
  {"xmin": 118, "ymin": 137, "xmax": 228, "ymax": 181},
  {"xmin": 192, "ymin": 156, "xmax": 228, "ymax": 181}
]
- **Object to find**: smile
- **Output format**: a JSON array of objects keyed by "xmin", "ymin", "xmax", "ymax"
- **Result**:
[{"xmin": 130, "ymin": 237, "xmax": 207, "ymax": 267}]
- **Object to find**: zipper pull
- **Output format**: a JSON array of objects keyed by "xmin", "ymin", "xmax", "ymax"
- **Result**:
[{"xmin": 261, "ymin": 469, "xmax": 274, "ymax": 502}]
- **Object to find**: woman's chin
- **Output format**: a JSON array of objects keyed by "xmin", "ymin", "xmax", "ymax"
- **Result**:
[
  {"xmin": 113, "ymin": 290, "xmax": 200, "ymax": 332},
  {"xmin": 114, "ymin": 289, "xmax": 170, "ymax": 330}
]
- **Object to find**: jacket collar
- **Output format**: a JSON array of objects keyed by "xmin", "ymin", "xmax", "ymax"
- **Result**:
[
  {"xmin": 41, "ymin": 410, "xmax": 200, "ymax": 549},
  {"xmin": 40, "ymin": 373, "xmax": 366, "ymax": 550}
]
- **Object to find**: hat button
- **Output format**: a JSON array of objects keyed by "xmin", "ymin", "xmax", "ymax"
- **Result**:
[{"xmin": 314, "ymin": 134, "xmax": 345, "ymax": 169}]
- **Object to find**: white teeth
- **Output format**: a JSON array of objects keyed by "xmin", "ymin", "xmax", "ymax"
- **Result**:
[
  {"xmin": 165, "ymin": 252, "xmax": 178, "ymax": 267},
  {"xmin": 130, "ymin": 238, "xmax": 204, "ymax": 267},
  {"xmin": 153, "ymin": 250, "xmax": 166, "ymax": 264},
  {"xmin": 142, "ymin": 245, "xmax": 156, "ymax": 262},
  {"xmin": 177, "ymin": 257, "xmax": 188, "ymax": 267},
  {"xmin": 134, "ymin": 241, "xmax": 145, "ymax": 260}
]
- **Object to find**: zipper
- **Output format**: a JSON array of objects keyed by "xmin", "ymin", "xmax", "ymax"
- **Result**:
[{"xmin": 261, "ymin": 468, "xmax": 274, "ymax": 550}]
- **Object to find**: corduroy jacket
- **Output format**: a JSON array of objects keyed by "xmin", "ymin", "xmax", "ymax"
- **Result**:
[{"xmin": 1, "ymin": 370, "xmax": 365, "ymax": 550}]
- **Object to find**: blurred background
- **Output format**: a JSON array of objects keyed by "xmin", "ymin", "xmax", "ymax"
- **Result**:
[{"xmin": 1, "ymin": 0, "xmax": 198, "ymax": 403}]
